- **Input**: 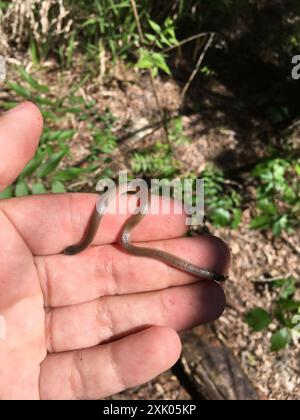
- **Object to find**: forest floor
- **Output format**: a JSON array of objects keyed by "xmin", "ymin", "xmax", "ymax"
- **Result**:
[{"xmin": 2, "ymin": 57, "xmax": 300, "ymax": 400}]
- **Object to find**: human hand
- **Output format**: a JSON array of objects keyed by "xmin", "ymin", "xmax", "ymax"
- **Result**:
[{"xmin": 0, "ymin": 102, "xmax": 230, "ymax": 400}]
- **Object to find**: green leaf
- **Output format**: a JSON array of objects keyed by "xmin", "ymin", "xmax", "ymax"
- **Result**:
[
  {"xmin": 274, "ymin": 306, "xmax": 290, "ymax": 328},
  {"xmin": 136, "ymin": 50, "xmax": 155, "ymax": 70},
  {"xmin": 29, "ymin": 36, "xmax": 39, "ymax": 65},
  {"xmin": 36, "ymin": 148, "xmax": 68, "ymax": 178},
  {"xmin": 51, "ymin": 181, "xmax": 66, "ymax": 193},
  {"xmin": 245, "ymin": 308, "xmax": 272, "ymax": 332},
  {"xmin": 272, "ymin": 215, "xmax": 288, "ymax": 236},
  {"xmin": 35, "ymin": 96, "xmax": 57, "ymax": 107},
  {"xmin": 231, "ymin": 208, "xmax": 242, "ymax": 229},
  {"xmin": 0, "ymin": 186, "xmax": 13, "ymax": 199},
  {"xmin": 47, "ymin": 130, "xmax": 75, "ymax": 143},
  {"xmin": 31, "ymin": 183, "xmax": 47, "ymax": 195},
  {"xmin": 81, "ymin": 18, "xmax": 99, "ymax": 28},
  {"xmin": 270, "ymin": 328, "xmax": 290, "ymax": 352},
  {"xmin": 20, "ymin": 151, "xmax": 45, "ymax": 178},
  {"xmin": 41, "ymin": 110, "xmax": 57, "ymax": 121},
  {"xmin": 93, "ymin": 130, "xmax": 117, "ymax": 154},
  {"xmin": 151, "ymin": 52, "xmax": 171, "ymax": 75},
  {"xmin": 148, "ymin": 19, "xmax": 161, "ymax": 34},
  {"xmin": 145, "ymin": 33, "xmax": 156, "ymax": 43},
  {"xmin": 53, "ymin": 168, "xmax": 84, "ymax": 181},
  {"xmin": 292, "ymin": 314, "xmax": 300, "ymax": 327},
  {"xmin": 15, "ymin": 181, "xmax": 30, "ymax": 197},
  {"xmin": 279, "ymin": 278, "xmax": 296, "ymax": 300},
  {"xmin": 18, "ymin": 67, "xmax": 49, "ymax": 93},
  {"xmin": 211, "ymin": 208, "xmax": 231, "ymax": 227},
  {"xmin": 1, "ymin": 101, "xmax": 18, "ymax": 110},
  {"xmin": 276, "ymin": 299, "xmax": 300, "ymax": 312},
  {"xmin": 257, "ymin": 199, "xmax": 277, "ymax": 215},
  {"xmin": 136, "ymin": 50, "xmax": 171, "ymax": 76},
  {"xmin": 250, "ymin": 215, "xmax": 272, "ymax": 230},
  {"xmin": 7, "ymin": 81, "xmax": 31, "ymax": 99},
  {"xmin": 58, "ymin": 107, "xmax": 83, "ymax": 115}
]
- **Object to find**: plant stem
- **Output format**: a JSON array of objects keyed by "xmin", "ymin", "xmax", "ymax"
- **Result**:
[
  {"xmin": 129, "ymin": 0, "xmax": 173, "ymax": 157},
  {"xmin": 163, "ymin": 32, "xmax": 216, "ymax": 53},
  {"xmin": 181, "ymin": 33, "xmax": 215, "ymax": 103}
]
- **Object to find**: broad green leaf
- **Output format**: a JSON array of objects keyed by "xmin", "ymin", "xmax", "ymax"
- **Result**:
[
  {"xmin": 15, "ymin": 181, "xmax": 30, "ymax": 197},
  {"xmin": 257, "ymin": 199, "xmax": 277, "ymax": 215},
  {"xmin": 245, "ymin": 308, "xmax": 272, "ymax": 332},
  {"xmin": 279, "ymin": 278, "xmax": 296, "ymax": 300},
  {"xmin": 211, "ymin": 208, "xmax": 231, "ymax": 227},
  {"xmin": 136, "ymin": 50, "xmax": 171, "ymax": 76},
  {"xmin": 148, "ymin": 19, "xmax": 161, "ymax": 34},
  {"xmin": 274, "ymin": 306, "xmax": 290, "ymax": 328},
  {"xmin": 136, "ymin": 50, "xmax": 155, "ymax": 70},
  {"xmin": 0, "ymin": 186, "xmax": 13, "ymax": 199},
  {"xmin": 292, "ymin": 321, "xmax": 300, "ymax": 339},
  {"xmin": 145, "ymin": 33, "xmax": 156, "ymax": 43},
  {"xmin": 31, "ymin": 183, "xmax": 47, "ymax": 195},
  {"xmin": 270, "ymin": 328, "xmax": 290, "ymax": 352},
  {"xmin": 277, "ymin": 299, "xmax": 300, "ymax": 312},
  {"xmin": 272, "ymin": 215, "xmax": 288, "ymax": 236},
  {"xmin": 151, "ymin": 52, "xmax": 171, "ymax": 75},
  {"xmin": 51, "ymin": 181, "xmax": 66, "ymax": 193},
  {"xmin": 250, "ymin": 215, "xmax": 272, "ymax": 230}
]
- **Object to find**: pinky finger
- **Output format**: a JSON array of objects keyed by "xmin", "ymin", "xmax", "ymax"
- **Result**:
[{"xmin": 39, "ymin": 326, "xmax": 181, "ymax": 400}]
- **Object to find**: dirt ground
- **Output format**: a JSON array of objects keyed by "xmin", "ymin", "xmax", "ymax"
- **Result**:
[{"xmin": 2, "ymin": 58, "xmax": 300, "ymax": 400}]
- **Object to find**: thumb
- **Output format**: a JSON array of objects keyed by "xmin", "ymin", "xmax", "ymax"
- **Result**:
[{"xmin": 0, "ymin": 101, "xmax": 43, "ymax": 192}]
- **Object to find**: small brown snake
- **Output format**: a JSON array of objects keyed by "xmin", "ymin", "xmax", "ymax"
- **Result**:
[{"xmin": 63, "ymin": 185, "xmax": 227, "ymax": 283}]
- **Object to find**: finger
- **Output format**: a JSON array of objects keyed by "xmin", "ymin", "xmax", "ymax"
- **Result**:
[
  {"xmin": 0, "ymin": 102, "xmax": 43, "ymax": 191},
  {"xmin": 0, "ymin": 193, "xmax": 187, "ymax": 255},
  {"xmin": 37, "ymin": 235, "xmax": 230, "ymax": 307},
  {"xmin": 46, "ymin": 281, "xmax": 225, "ymax": 353},
  {"xmin": 39, "ymin": 326, "xmax": 181, "ymax": 400}
]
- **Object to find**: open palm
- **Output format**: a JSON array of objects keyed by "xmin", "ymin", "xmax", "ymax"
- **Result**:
[{"xmin": 0, "ymin": 102, "xmax": 229, "ymax": 400}]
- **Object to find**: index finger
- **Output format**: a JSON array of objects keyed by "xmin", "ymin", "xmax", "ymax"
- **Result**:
[{"xmin": 0, "ymin": 193, "xmax": 188, "ymax": 255}]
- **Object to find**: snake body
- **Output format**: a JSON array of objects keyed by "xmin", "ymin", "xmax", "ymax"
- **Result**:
[{"xmin": 63, "ymin": 186, "xmax": 227, "ymax": 283}]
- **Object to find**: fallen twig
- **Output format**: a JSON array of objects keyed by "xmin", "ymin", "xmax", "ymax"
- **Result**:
[{"xmin": 281, "ymin": 233, "xmax": 300, "ymax": 256}]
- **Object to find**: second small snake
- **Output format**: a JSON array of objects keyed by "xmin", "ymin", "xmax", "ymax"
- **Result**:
[{"xmin": 63, "ymin": 185, "xmax": 227, "ymax": 283}]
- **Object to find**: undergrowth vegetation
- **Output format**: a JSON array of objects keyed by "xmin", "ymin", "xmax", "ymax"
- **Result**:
[{"xmin": 246, "ymin": 277, "xmax": 300, "ymax": 351}]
